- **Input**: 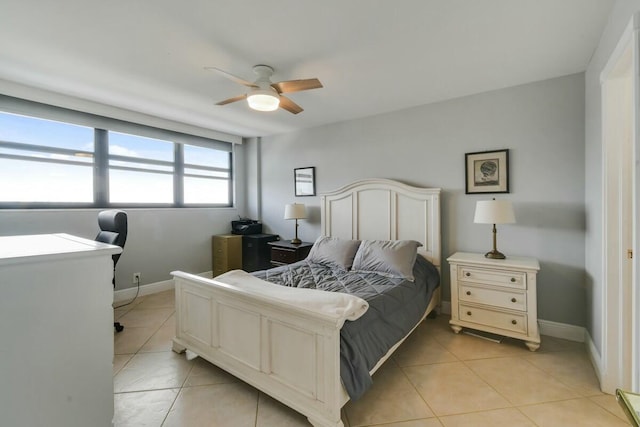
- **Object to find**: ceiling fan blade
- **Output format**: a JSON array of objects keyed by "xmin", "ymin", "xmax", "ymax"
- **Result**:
[
  {"xmin": 205, "ymin": 67, "xmax": 258, "ymax": 88},
  {"xmin": 279, "ymin": 95, "xmax": 304, "ymax": 114},
  {"xmin": 215, "ymin": 94, "xmax": 247, "ymax": 106},
  {"xmin": 272, "ymin": 78, "xmax": 323, "ymax": 94}
]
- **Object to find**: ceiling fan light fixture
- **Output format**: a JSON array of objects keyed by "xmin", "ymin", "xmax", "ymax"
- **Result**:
[{"xmin": 247, "ymin": 89, "xmax": 280, "ymax": 111}]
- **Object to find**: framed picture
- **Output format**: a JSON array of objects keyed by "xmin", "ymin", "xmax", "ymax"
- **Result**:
[
  {"xmin": 294, "ymin": 167, "xmax": 316, "ymax": 196},
  {"xmin": 465, "ymin": 149, "xmax": 509, "ymax": 194}
]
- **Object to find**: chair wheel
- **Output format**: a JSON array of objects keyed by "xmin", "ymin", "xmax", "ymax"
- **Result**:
[{"xmin": 114, "ymin": 322, "xmax": 124, "ymax": 332}]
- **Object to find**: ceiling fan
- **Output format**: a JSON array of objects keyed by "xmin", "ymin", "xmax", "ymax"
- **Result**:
[{"xmin": 206, "ymin": 65, "xmax": 323, "ymax": 114}]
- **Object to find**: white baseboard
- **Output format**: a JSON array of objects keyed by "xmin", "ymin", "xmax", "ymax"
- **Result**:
[
  {"xmin": 585, "ymin": 330, "xmax": 604, "ymax": 386},
  {"xmin": 114, "ymin": 279, "xmax": 173, "ymax": 303},
  {"xmin": 538, "ymin": 319, "xmax": 586, "ymax": 343},
  {"xmin": 114, "ymin": 271, "xmax": 212, "ymax": 303}
]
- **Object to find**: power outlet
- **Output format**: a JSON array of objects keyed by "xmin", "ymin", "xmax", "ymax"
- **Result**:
[{"xmin": 133, "ymin": 272, "xmax": 141, "ymax": 284}]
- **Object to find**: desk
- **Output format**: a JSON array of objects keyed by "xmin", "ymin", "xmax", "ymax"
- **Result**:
[{"xmin": 0, "ymin": 234, "xmax": 121, "ymax": 427}]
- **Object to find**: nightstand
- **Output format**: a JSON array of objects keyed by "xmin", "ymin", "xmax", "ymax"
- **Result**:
[
  {"xmin": 447, "ymin": 252, "xmax": 541, "ymax": 351},
  {"xmin": 268, "ymin": 241, "xmax": 313, "ymax": 266}
]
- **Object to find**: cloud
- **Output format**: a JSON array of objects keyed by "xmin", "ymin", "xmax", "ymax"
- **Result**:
[{"xmin": 109, "ymin": 145, "xmax": 139, "ymax": 157}]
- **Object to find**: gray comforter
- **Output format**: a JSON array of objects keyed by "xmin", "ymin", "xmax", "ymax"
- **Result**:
[{"xmin": 253, "ymin": 256, "xmax": 440, "ymax": 400}]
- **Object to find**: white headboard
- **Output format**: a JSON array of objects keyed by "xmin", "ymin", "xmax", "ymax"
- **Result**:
[{"xmin": 320, "ymin": 178, "xmax": 441, "ymax": 268}]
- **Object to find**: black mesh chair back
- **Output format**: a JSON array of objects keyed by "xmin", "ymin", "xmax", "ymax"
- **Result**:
[
  {"xmin": 95, "ymin": 210, "xmax": 127, "ymax": 332},
  {"xmin": 96, "ymin": 210, "xmax": 127, "ymax": 267}
]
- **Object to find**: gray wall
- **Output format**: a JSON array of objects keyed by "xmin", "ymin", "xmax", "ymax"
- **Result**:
[
  {"xmin": 243, "ymin": 136, "xmax": 262, "ymax": 220},
  {"xmin": 0, "ymin": 144, "xmax": 247, "ymax": 290},
  {"xmin": 584, "ymin": 1, "xmax": 640, "ymax": 354},
  {"xmin": 256, "ymin": 73, "xmax": 586, "ymax": 326}
]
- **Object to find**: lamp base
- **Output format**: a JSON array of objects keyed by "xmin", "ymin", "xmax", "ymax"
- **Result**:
[
  {"xmin": 484, "ymin": 250, "xmax": 506, "ymax": 259},
  {"xmin": 290, "ymin": 238, "xmax": 302, "ymax": 245}
]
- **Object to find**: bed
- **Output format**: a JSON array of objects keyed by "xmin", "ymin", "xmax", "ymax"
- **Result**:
[{"xmin": 171, "ymin": 178, "xmax": 441, "ymax": 427}]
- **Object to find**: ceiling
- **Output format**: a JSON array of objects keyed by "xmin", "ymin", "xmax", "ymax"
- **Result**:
[{"xmin": 0, "ymin": 0, "xmax": 615, "ymax": 138}]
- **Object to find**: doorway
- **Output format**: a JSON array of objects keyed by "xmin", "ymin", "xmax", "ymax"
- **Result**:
[{"xmin": 601, "ymin": 17, "xmax": 638, "ymax": 393}]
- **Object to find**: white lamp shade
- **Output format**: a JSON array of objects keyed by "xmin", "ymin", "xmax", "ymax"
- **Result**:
[
  {"xmin": 247, "ymin": 89, "xmax": 280, "ymax": 111},
  {"xmin": 474, "ymin": 200, "xmax": 515, "ymax": 224},
  {"xmin": 284, "ymin": 203, "xmax": 307, "ymax": 220}
]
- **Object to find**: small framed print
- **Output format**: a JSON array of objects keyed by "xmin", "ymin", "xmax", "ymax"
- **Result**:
[
  {"xmin": 294, "ymin": 167, "xmax": 316, "ymax": 196},
  {"xmin": 465, "ymin": 149, "xmax": 509, "ymax": 194}
]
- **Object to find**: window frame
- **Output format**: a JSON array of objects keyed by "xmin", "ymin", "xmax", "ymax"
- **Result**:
[{"xmin": 0, "ymin": 103, "xmax": 234, "ymax": 209}]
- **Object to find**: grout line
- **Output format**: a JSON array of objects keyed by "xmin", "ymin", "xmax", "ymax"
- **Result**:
[
  {"xmin": 112, "ymin": 353, "xmax": 135, "ymax": 377},
  {"xmin": 459, "ymin": 355, "xmax": 584, "ymax": 408},
  {"xmin": 157, "ymin": 363, "xmax": 195, "ymax": 426},
  {"xmin": 514, "ymin": 406, "xmax": 541, "ymax": 427},
  {"xmin": 519, "ymin": 351, "xmax": 604, "ymax": 394},
  {"xmin": 395, "ymin": 357, "xmax": 439, "ymax": 420},
  {"xmin": 587, "ymin": 395, "xmax": 628, "ymax": 422},
  {"xmin": 114, "ymin": 386, "xmax": 180, "ymax": 395},
  {"xmin": 159, "ymin": 388, "xmax": 181, "ymax": 426}
]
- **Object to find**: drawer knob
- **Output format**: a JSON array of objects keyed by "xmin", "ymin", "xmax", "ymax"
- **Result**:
[
  {"xmin": 465, "ymin": 272, "xmax": 471, "ymax": 277},
  {"xmin": 511, "ymin": 297, "xmax": 517, "ymax": 303},
  {"xmin": 466, "ymin": 291, "xmax": 471, "ymax": 296},
  {"xmin": 510, "ymin": 277, "xmax": 516, "ymax": 282},
  {"xmin": 511, "ymin": 319, "xmax": 517, "ymax": 325},
  {"xmin": 467, "ymin": 311, "xmax": 472, "ymax": 316}
]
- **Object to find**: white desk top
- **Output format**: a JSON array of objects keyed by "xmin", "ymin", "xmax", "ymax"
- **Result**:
[{"xmin": 0, "ymin": 233, "xmax": 122, "ymax": 265}]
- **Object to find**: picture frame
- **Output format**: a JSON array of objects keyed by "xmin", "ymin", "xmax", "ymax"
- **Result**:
[
  {"xmin": 294, "ymin": 167, "xmax": 316, "ymax": 196},
  {"xmin": 465, "ymin": 149, "xmax": 509, "ymax": 194}
]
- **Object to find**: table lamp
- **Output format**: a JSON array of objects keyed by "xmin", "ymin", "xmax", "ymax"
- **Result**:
[
  {"xmin": 474, "ymin": 198, "xmax": 515, "ymax": 259},
  {"xmin": 284, "ymin": 203, "xmax": 306, "ymax": 244}
]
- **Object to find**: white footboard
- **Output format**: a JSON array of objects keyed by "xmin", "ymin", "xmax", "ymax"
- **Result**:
[{"xmin": 171, "ymin": 271, "xmax": 347, "ymax": 427}]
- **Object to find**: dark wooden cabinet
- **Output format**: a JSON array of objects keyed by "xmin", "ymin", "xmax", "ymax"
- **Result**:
[
  {"xmin": 268, "ymin": 241, "xmax": 313, "ymax": 266},
  {"xmin": 242, "ymin": 234, "xmax": 279, "ymax": 272}
]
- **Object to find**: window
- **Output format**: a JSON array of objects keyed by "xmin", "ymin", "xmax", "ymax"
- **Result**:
[
  {"xmin": 0, "ymin": 101, "xmax": 234, "ymax": 208},
  {"xmin": 108, "ymin": 132, "xmax": 175, "ymax": 204},
  {"xmin": 183, "ymin": 144, "xmax": 231, "ymax": 205},
  {"xmin": 0, "ymin": 112, "xmax": 94, "ymax": 204}
]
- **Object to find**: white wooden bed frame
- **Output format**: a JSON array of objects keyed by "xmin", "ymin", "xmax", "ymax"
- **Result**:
[{"xmin": 171, "ymin": 178, "xmax": 441, "ymax": 427}]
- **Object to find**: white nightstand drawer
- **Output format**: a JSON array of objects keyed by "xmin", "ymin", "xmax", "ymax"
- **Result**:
[
  {"xmin": 458, "ymin": 266, "xmax": 526, "ymax": 289},
  {"xmin": 459, "ymin": 303, "xmax": 528, "ymax": 334},
  {"xmin": 459, "ymin": 284, "xmax": 527, "ymax": 311}
]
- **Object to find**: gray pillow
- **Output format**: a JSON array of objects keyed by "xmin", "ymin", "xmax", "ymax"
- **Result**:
[
  {"xmin": 307, "ymin": 236, "xmax": 361, "ymax": 270},
  {"xmin": 351, "ymin": 240, "xmax": 423, "ymax": 281}
]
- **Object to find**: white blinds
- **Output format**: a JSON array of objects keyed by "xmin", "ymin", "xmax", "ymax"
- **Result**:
[{"xmin": 0, "ymin": 95, "xmax": 235, "ymax": 152}]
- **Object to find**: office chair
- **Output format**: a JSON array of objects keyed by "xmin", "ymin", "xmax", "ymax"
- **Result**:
[{"xmin": 95, "ymin": 210, "xmax": 128, "ymax": 333}]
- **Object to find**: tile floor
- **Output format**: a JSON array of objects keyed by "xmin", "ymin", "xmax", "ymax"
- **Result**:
[{"xmin": 113, "ymin": 290, "xmax": 630, "ymax": 426}]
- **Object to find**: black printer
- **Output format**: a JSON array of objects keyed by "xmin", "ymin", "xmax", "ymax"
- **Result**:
[{"xmin": 231, "ymin": 219, "xmax": 263, "ymax": 235}]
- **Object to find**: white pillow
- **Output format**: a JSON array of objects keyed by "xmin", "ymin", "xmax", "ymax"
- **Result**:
[
  {"xmin": 306, "ymin": 236, "xmax": 362, "ymax": 270},
  {"xmin": 351, "ymin": 240, "xmax": 423, "ymax": 281}
]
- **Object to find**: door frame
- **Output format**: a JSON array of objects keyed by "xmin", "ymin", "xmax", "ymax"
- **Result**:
[{"xmin": 600, "ymin": 14, "xmax": 639, "ymax": 393}]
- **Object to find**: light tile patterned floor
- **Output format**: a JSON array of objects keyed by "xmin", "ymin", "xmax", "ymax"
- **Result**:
[{"xmin": 113, "ymin": 290, "xmax": 630, "ymax": 426}]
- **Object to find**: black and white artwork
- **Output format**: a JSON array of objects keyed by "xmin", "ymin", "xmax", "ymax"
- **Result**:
[
  {"xmin": 465, "ymin": 149, "xmax": 509, "ymax": 194},
  {"xmin": 294, "ymin": 167, "xmax": 316, "ymax": 196}
]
